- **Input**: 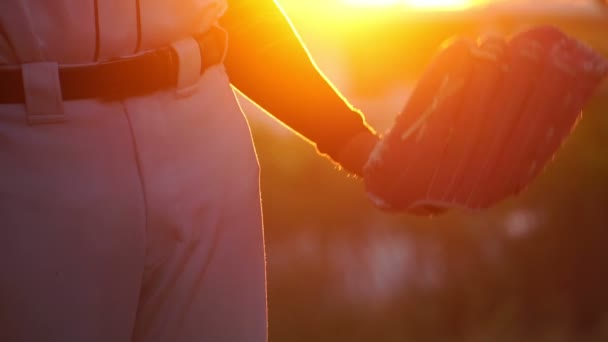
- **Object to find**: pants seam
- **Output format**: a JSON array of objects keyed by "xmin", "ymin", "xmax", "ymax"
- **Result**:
[{"xmin": 121, "ymin": 100, "xmax": 150, "ymax": 341}]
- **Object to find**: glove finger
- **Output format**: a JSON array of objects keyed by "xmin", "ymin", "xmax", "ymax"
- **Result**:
[
  {"xmin": 487, "ymin": 28, "xmax": 578, "ymax": 204},
  {"xmin": 431, "ymin": 36, "xmax": 506, "ymax": 206},
  {"xmin": 518, "ymin": 37, "xmax": 608, "ymax": 188},
  {"xmin": 398, "ymin": 47, "xmax": 475, "ymax": 212},
  {"xmin": 364, "ymin": 38, "xmax": 474, "ymax": 210},
  {"xmin": 465, "ymin": 36, "xmax": 543, "ymax": 208}
]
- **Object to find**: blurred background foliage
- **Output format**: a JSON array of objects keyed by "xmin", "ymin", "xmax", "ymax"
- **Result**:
[{"xmin": 237, "ymin": 1, "xmax": 608, "ymax": 340}]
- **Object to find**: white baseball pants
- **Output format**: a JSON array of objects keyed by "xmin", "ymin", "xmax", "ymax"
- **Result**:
[{"xmin": 0, "ymin": 62, "xmax": 268, "ymax": 341}]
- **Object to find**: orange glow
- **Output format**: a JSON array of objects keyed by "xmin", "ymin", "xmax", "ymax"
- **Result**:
[
  {"xmin": 276, "ymin": 0, "xmax": 492, "ymax": 96},
  {"xmin": 278, "ymin": 0, "xmax": 488, "ymax": 37},
  {"xmin": 344, "ymin": 0, "xmax": 477, "ymax": 11},
  {"xmin": 279, "ymin": 0, "xmax": 487, "ymax": 30}
]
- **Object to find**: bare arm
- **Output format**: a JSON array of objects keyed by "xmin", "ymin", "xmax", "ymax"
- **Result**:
[{"xmin": 220, "ymin": 0, "xmax": 378, "ymax": 176}]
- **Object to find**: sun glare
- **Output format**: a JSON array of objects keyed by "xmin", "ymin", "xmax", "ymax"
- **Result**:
[{"xmin": 344, "ymin": 0, "xmax": 476, "ymax": 10}]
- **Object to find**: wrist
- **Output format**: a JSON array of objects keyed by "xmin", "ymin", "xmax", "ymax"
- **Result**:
[{"xmin": 335, "ymin": 130, "xmax": 379, "ymax": 177}]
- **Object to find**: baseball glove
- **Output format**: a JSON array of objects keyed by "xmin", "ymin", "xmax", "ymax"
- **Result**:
[{"xmin": 363, "ymin": 26, "xmax": 608, "ymax": 214}]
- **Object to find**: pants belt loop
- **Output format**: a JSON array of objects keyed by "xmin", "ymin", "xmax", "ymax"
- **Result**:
[
  {"xmin": 171, "ymin": 37, "xmax": 202, "ymax": 98},
  {"xmin": 21, "ymin": 62, "xmax": 66, "ymax": 125}
]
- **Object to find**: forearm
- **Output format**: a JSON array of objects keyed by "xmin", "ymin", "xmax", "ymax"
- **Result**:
[{"xmin": 220, "ymin": 0, "xmax": 377, "ymax": 175}]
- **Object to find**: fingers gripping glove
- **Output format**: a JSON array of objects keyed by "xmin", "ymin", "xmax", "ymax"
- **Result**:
[{"xmin": 363, "ymin": 26, "xmax": 608, "ymax": 214}]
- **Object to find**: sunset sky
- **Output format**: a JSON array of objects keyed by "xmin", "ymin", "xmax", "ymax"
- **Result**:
[{"xmin": 281, "ymin": 0, "xmax": 487, "ymax": 10}]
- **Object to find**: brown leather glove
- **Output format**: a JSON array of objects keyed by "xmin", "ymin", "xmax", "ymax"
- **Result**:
[{"xmin": 363, "ymin": 26, "xmax": 608, "ymax": 214}]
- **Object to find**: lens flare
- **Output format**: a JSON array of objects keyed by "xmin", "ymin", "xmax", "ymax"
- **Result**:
[{"xmin": 344, "ymin": 0, "xmax": 476, "ymax": 10}]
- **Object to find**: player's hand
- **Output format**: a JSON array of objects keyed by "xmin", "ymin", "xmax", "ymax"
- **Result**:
[{"xmin": 363, "ymin": 26, "xmax": 608, "ymax": 215}]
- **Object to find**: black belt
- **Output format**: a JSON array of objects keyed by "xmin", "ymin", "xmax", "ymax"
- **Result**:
[{"xmin": 0, "ymin": 27, "xmax": 226, "ymax": 103}]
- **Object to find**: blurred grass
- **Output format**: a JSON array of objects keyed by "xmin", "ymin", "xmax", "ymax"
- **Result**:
[
  {"xmin": 243, "ymin": 4, "xmax": 608, "ymax": 341},
  {"xmin": 250, "ymin": 79, "xmax": 608, "ymax": 342}
]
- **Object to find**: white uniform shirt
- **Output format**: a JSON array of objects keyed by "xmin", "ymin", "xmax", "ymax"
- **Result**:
[{"xmin": 0, "ymin": 0, "xmax": 227, "ymax": 64}]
